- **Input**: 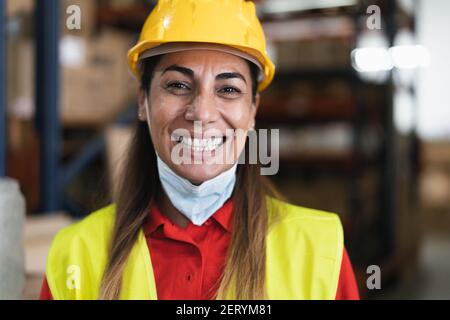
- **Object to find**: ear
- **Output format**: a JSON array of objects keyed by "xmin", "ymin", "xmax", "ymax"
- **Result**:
[
  {"xmin": 137, "ymin": 88, "xmax": 147, "ymax": 122},
  {"xmin": 248, "ymin": 93, "xmax": 260, "ymax": 130},
  {"xmin": 254, "ymin": 93, "xmax": 260, "ymax": 112}
]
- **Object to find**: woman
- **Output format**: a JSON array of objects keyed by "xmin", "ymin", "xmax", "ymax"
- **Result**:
[{"xmin": 40, "ymin": 0, "xmax": 359, "ymax": 300}]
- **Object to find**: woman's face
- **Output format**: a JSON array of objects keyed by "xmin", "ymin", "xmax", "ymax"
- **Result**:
[{"xmin": 138, "ymin": 50, "xmax": 259, "ymax": 184}]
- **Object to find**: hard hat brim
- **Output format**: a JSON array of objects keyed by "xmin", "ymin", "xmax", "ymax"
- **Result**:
[{"xmin": 128, "ymin": 41, "xmax": 275, "ymax": 92}]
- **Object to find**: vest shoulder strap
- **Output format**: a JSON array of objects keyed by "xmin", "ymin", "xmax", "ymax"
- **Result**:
[
  {"xmin": 46, "ymin": 204, "xmax": 116, "ymax": 300},
  {"xmin": 266, "ymin": 197, "xmax": 344, "ymax": 299},
  {"xmin": 46, "ymin": 204, "xmax": 157, "ymax": 300}
]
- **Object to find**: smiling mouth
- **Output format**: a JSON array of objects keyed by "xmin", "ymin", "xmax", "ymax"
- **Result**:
[{"xmin": 175, "ymin": 135, "xmax": 227, "ymax": 152}]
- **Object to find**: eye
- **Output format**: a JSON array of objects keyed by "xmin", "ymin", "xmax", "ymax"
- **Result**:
[
  {"xmin": 218, "ymin": 86, "xmax": 242, "ymax": 96},
  {"xmin": 165, "ymin": 81, "xmax": 191, "ymax": 94}
]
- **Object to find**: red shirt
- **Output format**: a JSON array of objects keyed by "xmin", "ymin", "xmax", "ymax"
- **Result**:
[{"xmin": 40, "ymin": 200, "xmax": 359, "ymax": 300}]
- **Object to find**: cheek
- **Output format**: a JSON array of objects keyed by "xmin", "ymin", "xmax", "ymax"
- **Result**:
[
  {"xmin": 223, "ymin": 102, "xmax": 255, "ymax": 130},
  {"xmin": 222, "ymin": 103, "xmax": 255, "ymax": 157},
  {"xmin": 149, "ymin": 90, "xmax": 184, "ymax": 131}
]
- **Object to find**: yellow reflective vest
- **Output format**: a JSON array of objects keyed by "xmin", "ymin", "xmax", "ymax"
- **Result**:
[{"xmin": 46, "ymin": 197, "xmax": 343, "ymax": 300}]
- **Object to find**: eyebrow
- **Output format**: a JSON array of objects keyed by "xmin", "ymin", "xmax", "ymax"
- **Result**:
[
  {"xmin": 162, "ymin": 65, "xmax": 194, "ymax": 77},
  {"xmin": 162, "ymin": 64, "xmax": 247, "ymax": 84},
  {"xmin": 216, "ymin": 72, "xmax": 247, "ymax": 84}
]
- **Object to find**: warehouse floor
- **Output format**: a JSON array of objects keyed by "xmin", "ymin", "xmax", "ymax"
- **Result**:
[{"xmin": 380, "ymin": 234, "xmax": 450, "ymax": 300}]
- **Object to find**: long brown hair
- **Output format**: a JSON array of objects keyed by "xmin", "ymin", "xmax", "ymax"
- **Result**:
[{"xmin": 99, "ymin": 56, "xmax": 281, "ymax": 300}]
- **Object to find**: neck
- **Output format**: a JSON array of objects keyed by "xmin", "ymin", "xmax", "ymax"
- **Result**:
[{"xmin": 156, "ymin": 190, "xmax": 189, "ymax": 229}]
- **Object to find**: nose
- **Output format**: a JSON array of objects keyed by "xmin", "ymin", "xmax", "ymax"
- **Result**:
[{"xmin": 184, "ymin": 89, "xmax": 220, "ymax": 124}]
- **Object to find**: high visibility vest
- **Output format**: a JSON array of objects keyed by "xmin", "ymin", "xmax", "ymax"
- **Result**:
[{"xmin": 46, "ymin": 197, "xmax": 343, "ymax": 300}]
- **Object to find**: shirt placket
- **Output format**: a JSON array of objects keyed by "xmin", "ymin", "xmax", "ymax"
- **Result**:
[{"xmin": 164, "ymin": 222, "xmax": 204, "ymax": 299}]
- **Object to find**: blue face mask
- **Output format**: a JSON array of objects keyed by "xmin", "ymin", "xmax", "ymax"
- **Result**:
[{"xmin": 156, "ymin": 154, "xmax": 238, "ymax": 226}]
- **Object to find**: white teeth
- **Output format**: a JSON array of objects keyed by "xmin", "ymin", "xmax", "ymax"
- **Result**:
[{"xmin": 179, "ymin": 137, "xmax": 224, "ymax": 151}]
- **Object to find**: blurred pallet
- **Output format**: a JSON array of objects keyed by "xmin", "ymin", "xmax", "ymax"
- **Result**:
[{"xmin": 23, "ymin": 213, "xmax": 73, "ymax": 299}]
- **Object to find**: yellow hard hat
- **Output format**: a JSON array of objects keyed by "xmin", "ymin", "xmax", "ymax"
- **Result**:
[{"xmin": 127, "ymin": 0, "xmax": 275, "ymax": 92}]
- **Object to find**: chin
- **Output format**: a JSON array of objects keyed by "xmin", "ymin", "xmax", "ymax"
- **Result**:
[
  {"xmin": 165, "ymin": 133, "xmax": 239, "ymax": 183},
  {"xmin": 175, "ymin": 163, "xmax": 226, "ymax": 184}
]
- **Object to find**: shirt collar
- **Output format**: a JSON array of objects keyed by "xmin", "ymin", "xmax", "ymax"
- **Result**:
[{"xmin": 144, "ymin": 199, "xmax": 233, "ymax": 236}]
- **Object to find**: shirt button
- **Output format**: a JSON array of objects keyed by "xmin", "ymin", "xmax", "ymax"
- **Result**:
[
  {"xmin": 204, "ymin": 219, "xmax": 211, "ymax": 226},
  {"xmin": 186, "ymin": 273, "xmax": 193, "ymax": 281}
]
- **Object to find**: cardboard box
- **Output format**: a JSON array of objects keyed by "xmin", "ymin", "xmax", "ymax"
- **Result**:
[
  {"xmin": 8, "ymin": 0, "xmax": 95, "ymax": 37},
  {"xmin": 61, "ymin": 30, "xmax": 138, "ymax": 126},
  {"xmin": 6, "ymin": 0, "xmax": 33, "ymax": 17},
  {"xmin": 23, "ymin": 213, "xmax": 73, "ymax": 299},
  {"xmin": 62, "ymin": 0, "xmax": 97, "ymax": 37},
  {"xmin": 275, "ymin": 38, "xmax": 352, "ymax": 71},
  {"xmin": 6, "ymin": 38, "xmax": 40, "ymax": 212},
  {"xmin": 7, "ymin": 38, "xmax": 34, "ymax": 122}
]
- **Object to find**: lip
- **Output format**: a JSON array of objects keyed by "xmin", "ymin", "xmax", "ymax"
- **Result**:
[
  {"xmin": 173, "ymin": 136, "xmax": 230, "ymax": 152},
  {"xmin": 171, "ymin": 130, "xmax": 230, "ymax": 141},
  {"xmin": 169, "ymin": 130, "xmax": 234, "ymax": 156}
]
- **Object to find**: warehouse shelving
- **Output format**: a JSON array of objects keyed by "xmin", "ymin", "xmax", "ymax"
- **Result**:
[
  {"xmin": 255, "ymin": 0, "xmax": 421, "ymax": 296},
  {"xmin": 0, "ymin": 0, "xmax": 6, "ymax": 176},
  {"xmin": 0, "ymin": 0, "xmax": 421, "ymax": 297}
]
